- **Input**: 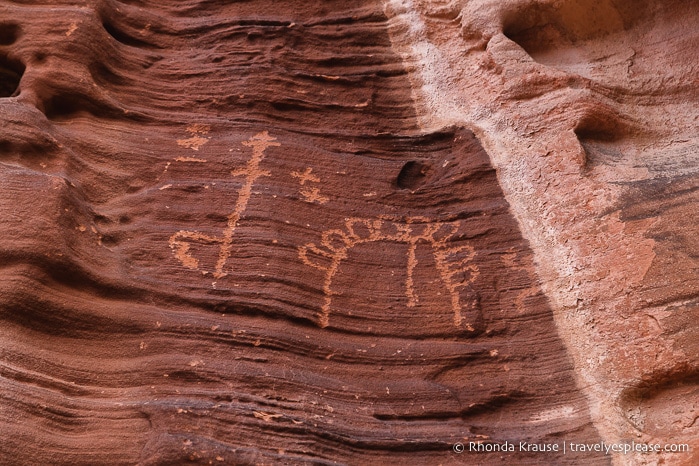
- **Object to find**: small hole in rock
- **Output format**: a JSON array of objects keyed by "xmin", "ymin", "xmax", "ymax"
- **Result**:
[
  {"xmin": 0, "ymin": 23, "xmax": 20, "ymax": 45},
  {"xmin": 396, "ymin": 161, "xmax": 430, "ymax": 191},
  {"xmin": 43, "ymin": 94, "xmax": 83, "ymax": 119},
  {"xmin": 100, "ymin": 233, "xmax": 121, "ymax": 247},
  {"xmin": 0, "ymin": 55, "xmax": 24, "ymax": 98},
  {"xmin": 396, "ymin": 161, "xmax": 431, "ymax": 190},
  {"xmin": 102, "ymin": 18, "xmax": 155, "ymax": 48},
  {"xmin": 574, "ymin": 113, "xmax": 622, "ymax": 142}
]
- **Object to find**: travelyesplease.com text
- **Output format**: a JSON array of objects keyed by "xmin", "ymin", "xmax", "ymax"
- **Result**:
[{"xmin": 453, "ymin": 440, "xmax": 690, "ymax": 455}]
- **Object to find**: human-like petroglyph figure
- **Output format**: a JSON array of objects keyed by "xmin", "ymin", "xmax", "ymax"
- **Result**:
[
  {"xmin": 176, "ymin": 124, "xmax": 211, "ymax": 151},
  {"xmin": 169, "ymin": 131, "xmax": 280, "ymax": 279},
  {"xmin": 291, "ymin": 167, "xmax": 329, "ymax": 204},
  {"xmin": 299, "ymin": 216, "xmax": 480, "ymax": 328}
]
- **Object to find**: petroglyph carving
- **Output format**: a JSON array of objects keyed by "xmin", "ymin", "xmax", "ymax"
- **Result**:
[
  {"xmin": 500, "ymin": 247, "xmax": 539, "ymax": 313},
  {"xmin": 169, "ymin": 131, "xmax": 280, "ymax": 279},
  {"xmin": 291, "ymin": 167, "xmax": 319, "ymax": 185},
  {"xmin": 292, "ymin": 167, "xmax": 328, "ymax": 204},
  {"xmin": 177, "ymin": 124, "xmax": 211, "ymax": 151},
  {"xmin": 299, "ymin": 217, "xmax": 479, "ymax": 328},
  {"xmin": 175, "ymin": 157, "xmax": 207, "ymax": 163}
]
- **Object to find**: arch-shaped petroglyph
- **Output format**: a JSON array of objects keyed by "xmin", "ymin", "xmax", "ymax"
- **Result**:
[
  {"xmin": 169, "ymin": 131, "xmax": 280, "ymax": 279},
  {"xmin": 299, "ymin": 217, "xmax": 480, "ymax": 329}
]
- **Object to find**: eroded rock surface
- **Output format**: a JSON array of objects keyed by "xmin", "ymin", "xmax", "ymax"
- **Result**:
[
  {"xmin": 0, "ymin": 0, "xmax": 694, "ymax": 465},
  {"xmin": 384, "ymin": 0, "xmax": 698, "ymax": 464}
]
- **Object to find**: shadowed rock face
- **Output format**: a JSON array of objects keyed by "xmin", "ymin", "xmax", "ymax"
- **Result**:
[
  {"xmin": 0, "ymin": 1, "xmax": 609, "ymax": 465},
  {"xmin": 385, "ymin": 0, "xmax": 698, "ymax": 464}
]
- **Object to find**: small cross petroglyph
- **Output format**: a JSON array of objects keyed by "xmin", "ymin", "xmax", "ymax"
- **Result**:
[
  {"xmin": 177, "ymin": 124, "xmax": 211, "ymax": 151},
  {"xmin": 291, "ymin": 167, "xmax": 328, "ymax": 204}
]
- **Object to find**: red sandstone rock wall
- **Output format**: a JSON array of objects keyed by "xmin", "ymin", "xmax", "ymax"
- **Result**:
[
  {"xmin": 384, "ymin": 0, "xmax": 698, "ymax": 464},
  {"xmin": 0, "ymin": 0, "xmax": 695, "ymax": 465}
]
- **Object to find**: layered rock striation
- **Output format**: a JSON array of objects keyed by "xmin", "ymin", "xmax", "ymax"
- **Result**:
[
  {"xmin": 384, "ymin": 0, "xmax": 698, "ymax": 464},
  {"xmin": 1, "ymin": 0, "xmax": 695, "ymax": 465}
]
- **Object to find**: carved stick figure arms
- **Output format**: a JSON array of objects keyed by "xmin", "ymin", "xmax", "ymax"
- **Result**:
[
  {"xmin": 169, "ymin": 131, "xmax": 280, "ymax": 279},
  {"xmin": 299, "ymin": 217, "xmax": 480, "ymax": 329},
  {"xmin": 169, "ymin": 132, "xmax": 478, "ymax": 331}
]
